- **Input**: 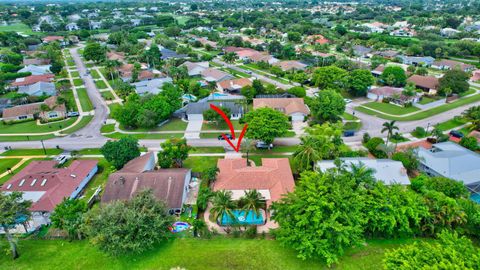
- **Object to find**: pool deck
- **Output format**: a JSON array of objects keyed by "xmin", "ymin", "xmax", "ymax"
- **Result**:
[{"xmin": 203, "ymin": 203, "xmax": 278, "ymax": 234}]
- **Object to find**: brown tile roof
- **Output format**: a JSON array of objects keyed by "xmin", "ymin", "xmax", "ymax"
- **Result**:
[
  {"xmin": 214, "ymin": 158, "xmax": 295, "ymax": 207},
  {"xmin": 407, "ymin": 75, "xmax": 439, "ymax": 90},
  {"xmin": 22, "ymin": 58, "xmax": 51, "ymax": 66},
  {"xmin": 11, "ymin": 74, "xmax": 54, "ymax": 87},
  {"xmin": 42, "ymin": 36, "xmax": 64, "ymax": 43},
  {"xmin": 201, "ymin": 68, "xmax": 232, "ymax": 81},
  {"xmin": 138, "ymin": 70, "xmax": 155, "ymax": 81},
  {"xmin": 2, "ymin": 96, "xmax": 65, "ymax": 119},
  {"xmin": 218, "ymin": 78, "xmax": 252, "ymax": 90},
  {"xmin": 253, "ymin": 98, "xmax": 310, "ymax": 115},
  {"xmin": 0, "ymin": 160, "xmax": 98, "ymax": 212},
  {"xmin": 107, "ymin": 51, "xmax": 125, "ymax": 61},
  {"xmin": 121, "ymin": 152, "xmax": 153, "ymax": 173},
  {"xmin": 433, "ymin": 59, "xmax": 474, "ymax": 71},
  {"xmin": 471, "ymin": 70, "xmax": 480, "ymax": 82},
  {"xmin": 273, "ymin": 60, "xmax": 307, "ymax": 71}
]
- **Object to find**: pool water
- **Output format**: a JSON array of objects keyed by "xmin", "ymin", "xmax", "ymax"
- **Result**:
[
  {"xmin": 170, "ymin": 222, "xmax": 190, "ymax": 233},
  {"xmin": 221, "ymin": 210, "xmax": 264, "ymax": 226},
  {"xmin": 471, "ymin": 194, "xmax": 480, "ymax": 204}
]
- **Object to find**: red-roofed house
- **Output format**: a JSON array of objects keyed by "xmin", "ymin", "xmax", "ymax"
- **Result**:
[
  {"xmin": 10, "ymin": 74, "xmax": 54, "ymax": 88},
  {"xmin": 253, "ymin": 98, "xmax": 310, "ymax": 121},
  {"xmin": 217, "ymin": 78, "xmax": 252, "ymax": 93},
  {"xmin": 471, "ymin": 70, "xmax": 480, "ymax": 82},
  {"xmin": 42, "ymin": 36, "xmax": 67, "ymax": 46},
  {"xmin": 306, "ymin": 35, "xmax": 330, "ymax": 45},
  {"xmin": 213, "ymin": 158, "xmax": 295, "ymax": 228},
  {"xmin": 0, "ymin": 160, "xmax": 98, "ymax": 232}
]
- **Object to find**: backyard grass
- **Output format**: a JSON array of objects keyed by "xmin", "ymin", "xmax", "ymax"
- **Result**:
[
  {"xmin": 100, "ymin": 124, "xmax": 115, "ymax": 133},
  {"xmin": 95, "ymin": 80, "xmax": 107, "ymax": 89},
  {"xmin": 76, "ymin": 88, "xmax": 94, "ymax": 111},
  {"xmin": 78, "ymin": 158, "xmax": 112, "ymax": 201},
  {"xmin": 70, "ymin": 71, "xmax": 80, "ymax": 78},
  {"xmin": 101, "ymin": 91, "xmax": 114, "ymax": 101},
  {"xmin": 0, "ymin": 149, "xmax": 62, "ymax": 156},
  {"xmin": 90, "ymin": 69, "xmax": 101, "ymax": 79},
  {"xmin": 343, "ymin": 122, "xmax": 362, "ymax": 131},
  {"xmin": 77, "ymin": 148, "xmax": 102, "ymax": 155},
  {"xmin": 0, "ymin": 237, "xmax": 427, "ymax": 270},
  {"xmin": 361, "ymin": 102, "xmax": 420, "ymax": 115},
  {"xmin": 0, "ymin": 118, "xmax": 77, "ymax": 134},
  {"xmin": 59, "ymin": 116, "xmax": 94, "ymax": 135},
  {"xmin": 356, "ymin": 93, "xmax": 480, "ymax": 121},
  {"xmin": 0, "ymin": 158, "xmax": 49, "ymax": 184},
  {"xmin": 418, "ymin": 96, "xmax": 438, "ymax": 105},
  {"xmin": 184, "ymin": 156, "xmax": 222, "ymax": 172},
  {"xmin": 0, "ymin": 158, "xmax": 21, "ymax": 176},
  {"xmin": 73, "ymin": 78, "xmax": 83, "ymax": 87}
]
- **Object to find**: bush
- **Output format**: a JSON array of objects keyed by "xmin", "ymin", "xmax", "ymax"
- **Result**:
[
  {"xmin": 362, "ymin": 132, "xmax": 371, "ymax": 144},
  {"xmin": 365, "ymin": 137, "xmax": 387, "ymax": 158},
  {"xmin": 459, "ymin": 136, "xmax": 479, "ymax": 151},
  {"xmin": 244, "ymin": 226, "xmax": 257, "ymax": 238},
  {"xmin": 413, "ymin": 126, "xmax": 426, "ymax": 137}
]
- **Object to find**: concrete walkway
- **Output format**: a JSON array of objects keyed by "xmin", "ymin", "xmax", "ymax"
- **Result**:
[
  {"xmin": 184, "ymin": 119, "xmax": 203, "ymax": 139},
  {"xmin": 0, "ymin": 158, "xmax": 30, "ymax": 179}
]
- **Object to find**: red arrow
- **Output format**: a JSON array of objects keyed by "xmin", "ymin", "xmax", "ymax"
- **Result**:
[{"xmin": 209, "ymin": 104, "xmax": 248, "ymax": 152}]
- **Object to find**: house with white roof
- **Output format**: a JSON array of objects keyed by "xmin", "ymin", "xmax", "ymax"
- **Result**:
[
  {"xmin": 18, "ymin": 65, "xmax": 51, "ymax": 75},
  {"xmin": 316, "ymin": 158, "xmax": 410, "ymax": 185},
  {"xmin": 131, "ymin": 77, "xmax": 173, "ymax": 95}
]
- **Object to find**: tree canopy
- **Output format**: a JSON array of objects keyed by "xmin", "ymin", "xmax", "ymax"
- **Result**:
[
  {"xmin": 308, "ymin": 89, "xmax": 345, "ymax": 123},
  {"xmin": 100, "ymin": 136, "xmax": 141, "ymax": 169},
  {"xmin": 244, "ymin": 107, "xmax": 290, "ymax": 144}
]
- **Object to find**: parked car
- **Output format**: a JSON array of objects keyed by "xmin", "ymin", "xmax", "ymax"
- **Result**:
[
  {"xmin": 344, "ymin": 98, "xmax": 353, "ymax": 104},
  {"xmin": 255, "ymin": 141, "xmax": 273, "ymax": 149},
  {"xmin": 218, "ymin": 134, "xmax": 233, "ymax": 140},
  {"xmin": 343, "ymin": 130, "xmax": 355, "ymax": 137},
  {"xmin": 55, "ymin": 155, "xmax": 68, "ymax": 165},
  {"xmin": 246, "ymin": 70, "xmax": 253, "ymax": 74},
  {"xmin": 449, "ymin": 130, "xmax": 464, "ymax": 138},
  {"xmin": 67, "ymin": 111, "xmax": 80, "ymax": 117}
]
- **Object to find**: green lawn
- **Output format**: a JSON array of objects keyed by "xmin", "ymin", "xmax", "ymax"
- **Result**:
[
  {"xmin": 60, "ymin": 89, "xmax": 78, "ymax": 112},
  {"xmin": 190, "ymin": 147, "xmax": 225, "ymax": 153},
  {"xmin": 0, "ymin": 158, "xmax": 21, "ymax": 176},
  {"xmin": 435, "ymin": 117, "xmax": 467, "ymax": 131},
  {"xmin": 344, "ymin": 122, "xmax": 362, "ymax": 131},
  {"xmin": 119, "ymin": 119, "xmax": 188, "ymax": 132},
  {"xmin": 105, "ymin": 133, "xmax": 184, "ymax": 140},
  {"xmin": 90, "ymin": 69, "xmax": 101, "ymax": 79},
  {"xmin": 356, "ymin": 94, "xmax": 480, "ymax": 121},
  {"xmin": 95, "ymin": 80, "xmax": 107, "ymax": 89},
  {"xmin": 361, "ymin": 102, "xmax": 420, "ymax": 115},
  {"xmin": 59, "ymin": 116, "xmax": 93, "ymax": 135},
  {"xmin": 0, "ymin": 118, "xmax": 77, "ymax": 134},
  {"xmin": 201, "ymin": 120, "xmax": 244, "ymax": 131},
  {"xmin": 0, "ymin": 149, "xmax": 62, "ymax": 156},
  {"xmin": 0, "ymin": 237, "xmax": 426, "ymax": 270},
  {"xmin": 76, "ymin": 88, "xmax": 94, "ymax": 111},
  {"xmin": 0, "ymin": 158, "xmax": 49, "ymax": 184},
  {"xmin": 100, "ymin": 124, "xmax": 115, "ymax": 133},
  {"xmin": 342, "ymin": 112, "xmax": 358, "ymax": 121},
  {"xmin": 101, "ymin": 91, "xmax": 114, "ymax": 100},
  {"xmin": 418, "ymin": 96, "xmax": 438, "ymax": 105},
  {"xmin": 70, "ymin": 71, "xmax": 80, "ymax": 78},
  {"xmin": 73, "ymin": 78, "xmax": 83, "ymax": 87},
  {"xmin": 0, "ymin": 134, "xmax": 56, "ymax": 142},
  {"xmin": 77, "ymin": 148, "xmax": 102, "ymax": 155},
  {"xmin": 78, "ymin": 158, "xmax": 112, "ymax": 201},
  {"xmin": 0, "ymin": 23, "xmax": 37, "ymax": 35},
  {"xmin": 184, "ymin": 156, "xmax": 222, "ymax": 172},
  {"xmin": 108, "ymin": 103, "xmax": 122, "ymax": 113},
  {"xmin": 240, "ymin": 65, "xmax": 290, "ymax": 84}
]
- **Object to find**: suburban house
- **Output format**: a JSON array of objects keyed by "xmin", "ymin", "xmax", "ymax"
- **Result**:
[
  {"xmin": 223, "ymin": 47, "xmax": 278, "ymax": 64},
  {"xmin": 200, "ymin": 68, "xmax": 234, "ymax": 83},
  {"xmin": 131, "ymin": 77, "xmax": 173, "ymax": 95},
  {"xmin": 407, "ymin": 75, "xmax": 439, "ymax": 95},
  {"xmin": 213, "ymin": 158, "xmax": 295, "ymax": 227},
  {"xmin": 253, "ymin": 98, "xmax": 310, "ymax": 122},
  {"xmin": 305, "ymin": 34, "xmax": 330, "ymax": 45},
  {"xmin": 272, "ymin": 60, "xmax": 307, "ymax": 72},
  {"xmin": 367, "ymin": 86, "xmax": 420, "ymax": 104},
  {"xmin": 160, "ymin": 48, "xmax": 187, "ymax": 60},
  {"xmin": 316, "ymin": 158, "xmax": 410, "ymax": 185},
  {"xmin": 22, "ymin": 58, "xmax": 51, "ymax": 66},
  {"xmin": 0, "ymin": 159, "xmax": 98, "ymax": 232},
  {"xmin": 352, "ymin": 45, "xmax": 373, "ymax": 58},
  {"xmin": 440, "ymin": 27, "xmax": 461, "ymax": 37},
  {"xmin": 118, "ymin": 64, "xmax": 155, "ymax": 82},
  {"xmin": 195, "ymin": 37, "xmax": 218, "ymax": 48},
  {"xmin": 362, "ymin": 22, "xmax": 387, "ymax": 33},
  {"xmin": 65, "ymin": 22, "xmax": 79, "ymax": 31},
  {"xmin": 217, "ymin": 78, "xmax": 252, "ymax": 94},
  {"xmin": 399, "ymin": 56, "xmax": 435, "ymax": 66},
  {"xmin": 107, "ymin": 51, "xmax": 126, "ymax": 62},
  {"xmin": 374, "ymin": 50, "xmax": 400, "ymax": 59},
  {"xmin": 11, "ymin": 74, "xmax": 54, "ymax": 88},
  {"xmin": 2, "ymin": 96, "xmax": 66, "ymax": 122},
  {"xmin": 432, "ymin": 59, "xmax": 475, "ymax": 72},
  {"xmin": 18, "ymin": 81, "xmax": 56, "ymax": 97},
  {"xmin": 371, "ymin": 65, "xmax": 385, "ymax": 77},
  {"xmin": 184, "ymin": 101, "xmax": 244, "ymax": 121},
  {"xmin": 471, "ymin": 70, "xmax": 480, "ymax": 82},
  {"xmin": 417, "ymin": 142, "xmax": 480, "ymax": 193},
  {"xmin": 18, "ymin": 65, "xmax": 51, "ymax": 75},
  {"xmin": 180, "ymin": 61, "xmax": 209, "ymax": 76},
  {"xmin": 101, "ymin": 152, "xmax": 192, "ymax": 215},
  {"xmin": 42, "ymin": 36, "xmax": 67, "ymax": 46}
]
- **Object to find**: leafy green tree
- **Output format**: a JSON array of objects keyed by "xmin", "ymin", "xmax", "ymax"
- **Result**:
[
  {"xmin": 244, "ymin": 107, "xmax": 290, "ymax": 145},
  {"xmin": 462, "ymin": 106, "xmax": 480, "ymax": 131},
  {"xmin": 460, "ymin": 136, "xmax": 479, "ymax": 151},
  {"xmin": 384, "ymin": 231, "xmax": 480, "ymax": 269},
  {"xmin": 240, "ymin": 85, "xmax": 256, "ymax": 103},
  {"xmin": 391, "ymin": 148, "xmax": 422, "ymax": 175},
  {"xmin": 287, "ymin": 86, "xmax": 306, "ymax": 97},
  {"xmin": 411, "ymin": 174, "xmax": 469, "ymax": 199},
  {"xmin": 203, "ymin": 107, "xmax": 231, "ymax": 127},
  {"xmin": 82, "ymin": 190, "xmax": 173, "ymax": 256},
  {"xmin": 210, "ymin": 190, "xmax": 236, "ymax": 223},
  {"xmin": 335, "ymin": 24, "xmax": 347, "ymax": 35},
  {"xmin": 157, "ymin": 138, "xmax": 191, "ymax": 168},
  {"xmin": 222, "ymin": 52, "xmax": 237, "ymax": 63},
  {"xmin": 196, "ymin": 186, "xmax": 214, "ymax": 212},
  {"xmin": 100, "ymin": 136, "xmax": 140, "ymax": 169},
  {"xmin": 0, "ymin": 192, "xmax": 31, "ymax": 259},
  {"xmin": 164, "ymin": 26, "xmax": 181, "ymax": 38},
  {"xmin": 271, "ymin": 170, "xmax": 365, "ymax": 265},
  {"xmin": 348, "ymin": 69, "xmax": 375, "ymax": 96},
  {"xmin": 365, "ymin": 137, "xmax": 387, "ymax": 158},
  {"xmin": 50, "ymin": 198, "xmax": 87, "ymax": 240},
  {"xmin": 309, "ymin": 89, "xmax": 345, "ymax": 123},
  {"xmin": 312, "ymin": 66, "xmax": 348, "ymax": 90},
  {"xmin": 202, "ymin": 166, "xmax": 219, "ymax": 186},
  {"xmin": 380, "ymin": 66, "xmax": 406, "ymax": 87},
  {"xmin": 439, "ymin": 69, "xmax": 469, "ymax": 95},
  {"xmin": 83, "ymin": 42, "xmax": 106, "ymax": 63},
  {"xmin": 287, "ymin": 31, "xmax": 302, "ymax": 43}
]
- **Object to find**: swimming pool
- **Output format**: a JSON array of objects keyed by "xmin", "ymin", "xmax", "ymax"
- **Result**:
[
  {"xmin": 471, "ymin": 194, "xmax": 480, "ymax": 204},
  {"xmin": 170, "ymin": 222, "xmax": 190, "ymax": 233},
  {"xmin": 220, "ymin": 210, "xmax": 264, "ymax": 226}
]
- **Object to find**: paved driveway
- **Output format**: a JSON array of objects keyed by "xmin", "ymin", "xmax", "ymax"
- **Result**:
[{"xmin": 184, "ymin": 119, "xmax": 203, "ymax": 139}]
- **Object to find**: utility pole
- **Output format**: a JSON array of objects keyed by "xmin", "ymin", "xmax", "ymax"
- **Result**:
[{"xmin": 40, "ymin": 140, "xmax": 47, "ymax": 155}]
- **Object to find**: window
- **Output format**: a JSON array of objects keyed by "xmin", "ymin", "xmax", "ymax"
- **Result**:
[
  {"xmin": 31, "ymin": 179, "xmax": 37, "ymax": 186},
  {"xmin": 18, "ymin": 115, "xmax": 28, "ymax": 120},
  {"xmin": 48, "ymin": 112, "xmax": 58, "ymax": 118},
  {"xmin": 41, "ymin": 179, "xmax": 47, "ymax": 186},
  {"xmin": 19, "ymin": 179, "xmax": 25, "ymax": 186}
]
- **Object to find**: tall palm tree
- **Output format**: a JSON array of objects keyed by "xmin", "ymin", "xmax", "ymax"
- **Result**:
[
  {"xmin": 349, "ymin": 162, "xmax": 376, "ymax": 186},
  {"xmin": 240, "ymin": 189, "xmax": 265, "ymax": 217},
  {"xmin": 293, "ymin": 136, "xmax": 321, "ymax": 171},
  {"xmin": 241, "ymin": 138, "xmax": 255, "ymax": 166},
  {"xmin": 210, "ymin": 190, "xmax": 236, "ymax": 224},
  {"xmin": 462, "ymin": 106, "xmax": 480, "ymax": 131},
  {"xmin": 381, "ymin": 120, "xmax": 399, "ymax": 145}
]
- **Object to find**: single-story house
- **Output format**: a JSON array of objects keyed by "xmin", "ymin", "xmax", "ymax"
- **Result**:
[
  {"xmin": 2, "ymin": 96, "xmax": 66, "ymax": 122},
  {"xmin": 101, "ymin": 152, "xmax": 192, "ymax": 215},
  {"xmin": 201, "ymin": 68, "xmax": 234, "ymax": 83},
  {"xmin": 316, "ymin": 158, "xmax": 410, "ymax": 185},
  {"xmin": 17, "ymin": 65, "xmax": 51, "ymax": 75},
  {"xmin": 131, "ymin": 77, "xmax": 173, "ymax": 95},
  {"xmin": 272, "ymin": 60, "xmax": 307, "ymax": 72},
  {"xmin": 185, "ymin": 101, "xmax": 244, "ymax": 121},
  {"xmin": 160, "ymin": 48, "xmax": 187, "ymax": 60},
  {"xmin": 65, "ymin": 23, "xmax": 79, "ymax": 31},
  {"xmin": 180, "ymin": 61, "xmax": 209, "ymax": 76},
  {"xmin": 213, "ymin": 158, "xmax": 295, "ymax": 226},
  {"xmin": 18, "ymin": 81, "xmax": 56, "ymax": 97},
  {"xmin": 305, "ymin": 34, "xmax": 329, "ymax": 45},
  {"xmin": 352, "ymin": 45, "xmax": 373, "ymax": 58},
  {"xmin": 417, "ymin": 142, "xmax": 480, "ymax": 193},
  {"xmin": 374, "ymin": 50, "xmax": 400, "ymax": 59},
  {"xmin": 367, "ymin": 86, "xmax": 420, "ymax": 104},
  {"xmin": 407, "ymin": 75, "xmax": 439, "ymax": 95},
  {"xmin": 253, "ymin": 98, "xmax": 310, "ymax": 121},
  {"xmin": 399, "ymin": 56, "xmax": 435, "ymax": 67},
  {"xmin": 471, "ymin": 70, "xmax": 480, "ymax": 82},
  {"xmin": 440, "ymin": 28, "xmax": 461, "ymax": 37},
  {"xmin": 107, "ymin": 51, "xmax": 125, "ymax": 62},
  {"xmin": 217, "ymin": 78, "xmax": 252, "ymax": 93},
  {"xmin": 432, "ymin": 60, "xmax": 475, "ymax": 72},
  {"xmin": 371, "ymin": 65, "xmax": 385, "ymax": 77},
  {"xmin": 22, "ymin": 58, "xmax": 51, "ymax": 66},
  {"xmin": 0, "ymin": 159, "xmax": 98, "ymax": 232},
  {"xmin": 42, "ymin": 36, "xmax": 64, "ymax": 43},
  {"xmin": 195, "ymin": 37, "xmax": 218, "ymax": 48},
  {"xmin": 11, "ymin": 74, "xmax": 54, "ymax": 88}
]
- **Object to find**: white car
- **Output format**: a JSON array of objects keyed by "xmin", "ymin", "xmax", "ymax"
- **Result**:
[
  {"xmin": 344, "ymin": 98, "xmax": 353, "ymax": 104},
  {"xmin": 55, "ymin": 155, "xmax": 68, "ymax": 165},
  {"xmin": 67, "ymin": 111, "xmax": 80, "ymax": 117}
]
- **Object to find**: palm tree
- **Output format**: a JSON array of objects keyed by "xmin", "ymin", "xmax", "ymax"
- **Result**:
[
  {"xmin": 239, "ymin": 189, "xmax": 265, "ymax": 218},
  {"xmin": 462, "ymin": 106, "xmax": 480, "ymax": 131},
  {"xmin": 349, "ymin": 162, "xmax": 376, "ymax": 186},
  {"xmin": 241, "ymin": 138, "xmax": 255, "ymax": 166},
  {"xmin": 210, "ymin": 190, "xmax": 236, "ymax": 224},
  {"xmin": 381, "ymin": 120, "xmax": 399, "ymax": 145},
  {"xmin": 104, "ymin": 59, "xmax": 121, "ymax": 85},
  {"xmin": 293, "ymin": 136, "xmax": 322, "ymax": 171}
]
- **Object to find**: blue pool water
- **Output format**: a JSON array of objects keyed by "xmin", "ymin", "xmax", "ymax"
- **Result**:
[
  {"xmin": 221, "ymin": 210, "xmax": 264, "ymax": 226},
  {"xmin": 212, "ymin": 93, "xmax": 228, "ymax": 98},
  {"xmin": 471, "ymin": 194, "xmax": 480, "ymax": 204}
]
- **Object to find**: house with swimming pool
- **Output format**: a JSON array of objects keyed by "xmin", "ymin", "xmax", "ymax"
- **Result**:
[{"xmin": 213, "ymin": 158, "xmax": 295, "ymax": 229}]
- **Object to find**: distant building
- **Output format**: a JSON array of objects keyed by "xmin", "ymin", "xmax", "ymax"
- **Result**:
[
  {"xmin": 17, "ymin": 65, "xmax": 51, "ymax": 75},
  {"xmin": 180, "ymin": 61, "xmax": 209, "ymax": 76},
  {"xmin": 367, "ymin": 86, "xmax": 420, "ymax": 104},
  {"xmin": 65, "ymin": 22, "xmax": 79, "ymax": 31},
  {"xmin": 399, "ymin": 56, "xmax": 435, "ymax": 67},
  {"xmin": 440, "ymin": 28, "xmax": 461, "ymax": 37},
  {"xmin": 200, "ymin": 68, "xmax": 234, "ymax": 83},
  {"xmin": 217, "ymin": 78, "xmax": 252, "ymax": 94},
  {"xmin": 132, "ymin": 77, "xmax": 173, "ymax": 95},
  {"xmin": 407, "ymin": 75, "xmax": 439, "ymax": 95},
  {"xmin": 253, "ymin": 97, "xmax": 310, "ymax": 122},
  {"xmin": 272, "ymin": 60, "xmax": 307, "ymax": 71},
  {"xmin": 432, "ymin": 59, "xmax": 475, "ymax": 72},
  {"xmin": 2, "ymin": 96, "xmax": 66, "ymax": 122}
]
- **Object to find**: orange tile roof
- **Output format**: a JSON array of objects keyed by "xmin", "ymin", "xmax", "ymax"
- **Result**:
[
  {"xmin": 253, "ymin": 98, "xmax": 310, "ymax": 115},
  {"xmin": 11, "ymin": 74, "xmax": 54, "ymax": 87}
]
